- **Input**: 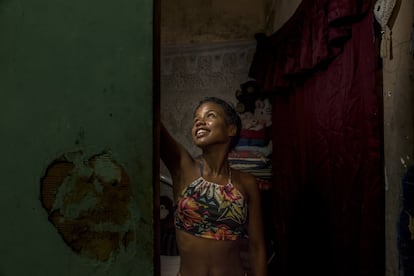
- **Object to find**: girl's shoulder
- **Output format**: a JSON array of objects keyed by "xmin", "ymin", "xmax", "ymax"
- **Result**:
[{"xmin": 231, "ymin": 169, "xmax": 258, "ymax": 200}]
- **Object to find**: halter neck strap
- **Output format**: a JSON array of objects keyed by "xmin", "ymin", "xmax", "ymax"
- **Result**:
[
  {"xmin": 199, "ymin": 159, "xmax": 232, "ymax": 183},
  {"xmin": 199, "ymin": 160, "xmax": 204, "ymax": 177}
]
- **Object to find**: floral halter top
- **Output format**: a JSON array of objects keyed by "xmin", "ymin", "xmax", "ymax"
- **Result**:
[{"xmin": 174, "ymin": 162, "xmax": 248, "ymax": 241}]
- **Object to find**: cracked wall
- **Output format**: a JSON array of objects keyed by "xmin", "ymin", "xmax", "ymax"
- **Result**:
[{"xmin": 41, "ymin": 151, "xmax": 136, "ymax": 262}]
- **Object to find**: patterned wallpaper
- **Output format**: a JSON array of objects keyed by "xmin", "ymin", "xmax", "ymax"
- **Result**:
[{"xmin": 160, "ymin": 40, "xmax": 257, "ymax": 159}]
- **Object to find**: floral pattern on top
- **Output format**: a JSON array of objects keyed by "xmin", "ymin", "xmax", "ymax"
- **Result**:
[{"xmin": 175, "ymin": 177, "xmax": 248, "ymax": 240}]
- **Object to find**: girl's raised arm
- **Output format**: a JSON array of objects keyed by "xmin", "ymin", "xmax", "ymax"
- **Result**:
[{"xmin": 160, "ymin": 122, "xmax": 194, "ymax": 181}]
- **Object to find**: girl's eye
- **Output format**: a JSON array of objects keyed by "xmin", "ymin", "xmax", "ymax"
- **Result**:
[{"xmin": 207, "ymin": 113, "xmax": 215, "ymax": 118}]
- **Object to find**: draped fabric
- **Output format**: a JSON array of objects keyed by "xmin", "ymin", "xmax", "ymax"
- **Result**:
[{"xmin": 249, "ymin": 1, "xmax": 384, "ymax": 275}]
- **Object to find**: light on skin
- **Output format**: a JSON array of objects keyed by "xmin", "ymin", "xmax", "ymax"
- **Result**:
[
  {"xmin": 160, "ymin": 99, "xmax": 267, "ymax": 276},
  {"xmin": 192, "ymin": 102, "xmax": 237, "ymax": 151}
]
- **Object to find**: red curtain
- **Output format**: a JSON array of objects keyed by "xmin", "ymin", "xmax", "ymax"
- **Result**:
[{"xmin": 249, "ymin": 1, "xmax": 384, "ymax": 275}]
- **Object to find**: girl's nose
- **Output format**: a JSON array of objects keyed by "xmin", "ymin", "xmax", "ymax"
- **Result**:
[{"xmin": 195, "ymin": 119, "xmax": 206, "ymax": 127}]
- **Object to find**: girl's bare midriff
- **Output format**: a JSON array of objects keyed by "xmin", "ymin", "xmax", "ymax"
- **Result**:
[{"xmin": 176, "ymin": 230, "xmax": 248, "ymax": 276}]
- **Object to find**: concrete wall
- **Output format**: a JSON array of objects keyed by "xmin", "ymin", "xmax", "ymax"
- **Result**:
[
  {"xmin": 0, "ymin": 1, "xmax": 154, "ymax": 275},
  {"xmin": 161, "ymin": 0, "xmax": 266, "ymax": 44},
  {"xmin": 160, "ymin": 0, "xmax": 301, "ymax": 45},
  {"xmin": 264, "ymin": 0, "xmax": 302, "ymax": 32},
  {"xmin": 383, "ymin": 0, "xmax": 414, "ymax": 275}
]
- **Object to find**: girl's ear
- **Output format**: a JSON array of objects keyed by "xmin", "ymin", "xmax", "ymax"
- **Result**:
[{"xmin": 228, "ymin": 124, "xmax": 237, "ymax": 137}]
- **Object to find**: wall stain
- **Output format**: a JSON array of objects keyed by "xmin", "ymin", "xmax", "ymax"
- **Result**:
[
  {"xmin": 74, "ymin": 127, "xmax": 85, "ymax": 146},
  {"xmin": 40, "ymin": 151, "xmax": 136, "ymax": 262}
]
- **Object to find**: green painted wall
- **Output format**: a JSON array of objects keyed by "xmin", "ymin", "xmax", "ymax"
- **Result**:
[{"xmin": 0, "ymin": 0, "xmax": 154, "ymax": 275}]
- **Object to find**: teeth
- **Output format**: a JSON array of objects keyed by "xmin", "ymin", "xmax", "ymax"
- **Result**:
[{"xmin": 196, "ymin": 129, "xmax": 208, "ymax": 137}]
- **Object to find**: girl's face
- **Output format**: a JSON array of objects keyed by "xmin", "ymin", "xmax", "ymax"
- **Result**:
[{"xmin": 192, "ymin": 102, "xmax": 236, "ymax": 148}]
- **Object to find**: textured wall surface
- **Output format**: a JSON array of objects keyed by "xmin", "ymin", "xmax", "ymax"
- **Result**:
[
  {"xmin": 160, "ymin": 0, "xmax": 304, "ymax": 45},
  {"xmin": 263, "ymin": 0, "xmax": 302, "ymax": 32},
  {"xmin": 40, "ymin": 151, "xmax": 136, "ymax": 262},
  {"xmin": 161, "ymin": 0, "xmax": 266, "ymax": 44},
  {"xmin": 382, "ymin": 0, "xmax": 414, "ymax": 275},
  {"xmin": 0, "ymin": 0, "xmax": 154, "ymax": 275}
]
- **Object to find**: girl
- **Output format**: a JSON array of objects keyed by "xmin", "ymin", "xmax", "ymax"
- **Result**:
[{"xmin": 161, "ymin": 97, "xmax": 267, "ymax": 276}]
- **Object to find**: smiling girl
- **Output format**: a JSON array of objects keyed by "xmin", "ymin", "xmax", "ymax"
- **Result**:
[{"xmin": 161, "ymin": 97, "xmax": 267, "ymax": 276}]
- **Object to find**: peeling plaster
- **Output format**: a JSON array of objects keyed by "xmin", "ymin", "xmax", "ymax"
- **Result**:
[{"xmin": 40, "ymin": 151, "xmax": 137, "ymax": 263}]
